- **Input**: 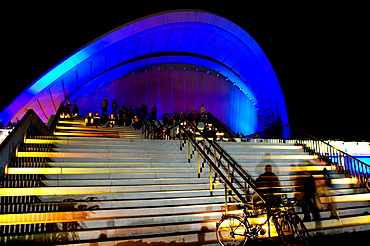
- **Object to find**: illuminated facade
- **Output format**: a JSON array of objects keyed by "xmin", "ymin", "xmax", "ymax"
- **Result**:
[{"xmin": 0, "ymin": 10, "xmax": 288, "ymax": 135}]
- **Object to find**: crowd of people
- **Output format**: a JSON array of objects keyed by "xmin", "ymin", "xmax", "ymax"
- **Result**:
[
  {"xmin": 0, "ymin": 120, "xmax": 18, "ymax": 129},
  {"xmin": 60, "ymin": 99, "xmax": 80, "ymax": 119},
  {"xmin": 66, "ymin": 97, "xmax": 215, "ymax": 139},
  {"xmin": 61, "ymin": 97, "xmax": 230, "ymax": 142}
]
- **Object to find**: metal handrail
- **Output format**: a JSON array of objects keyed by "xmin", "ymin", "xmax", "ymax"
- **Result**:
[
  {"xmin": 176, "ymin": 118, "xmax": 266, "ymax": 205},
  {"xmin": 0, "ymin": 109, "xmax": 51, "ymax": 179},
  {"xmin": 48, "ymin": 102, "xmax": 65, "ymax": 134},
  {"xmin": 175, "ymin": 119, "xmax": 248, "ymax": 204},
  {"xmin": 291, "ymin": 126, "xmax": 370, "ymax": 188},
  {"xmin": 245, "ymin": 124, "xmax": 370, "ymax": 189},
  {"xmin": 205, "ymin": 113, "xmax": 239, "ymax": 139}
]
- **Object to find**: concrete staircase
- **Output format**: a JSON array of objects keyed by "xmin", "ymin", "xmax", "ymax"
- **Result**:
[
  {"xmin": 1, "ymin": 118, "xmax": 369, "ymax": 245},
  {"xmin": 218, "ymin": 141, "xmax": 370, "ymax": 236},
  {"xmin": 1, "ymin": 119, "xmax": 224, "ymax": 245}
]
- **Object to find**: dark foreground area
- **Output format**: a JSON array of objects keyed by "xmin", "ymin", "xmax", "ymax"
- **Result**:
[
  {"xmin": 255, "ymin": 230, "xmax": 370, "ymax": 246},
  {"xmin": 308, "ymin": 230, "xmax": 369, "ymax": 245}
]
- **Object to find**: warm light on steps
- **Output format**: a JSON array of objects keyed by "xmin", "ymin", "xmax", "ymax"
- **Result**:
[
  {"xmin": 0, "ymin": 204, "xmax": 224, "ymax": 225},
  {"xmin": 4, "ymin": 120, "xmax": 369, "ymax": 243},
  {"xmin": 15, "ymin": 150, "xmax": 318, "ymax": 160},
  {"xmin": 5, "ymin": 167, "xmax": 199, "ymax": 175},
  {"xmin": 58, "ymin": 120, "xmax": 86, "ymax": 125},
  {"xmin": 15, "ymin": 151, "xmax": 170, "ymax": 158},
  {"xmin": 1, "ymin": 221, "xmax": 221, "ymax": 244},
  {"xmin": 0, "ymin": 183, "xmax": 224, "ymax": 196}
]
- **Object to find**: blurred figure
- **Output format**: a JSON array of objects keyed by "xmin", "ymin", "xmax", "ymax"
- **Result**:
[
  {"xmin": 255, "ymin": 164, "xmax": 281, "ymax": 201},
  {"xmin": 101, "ymin": 97, "xmax": 108, "ymax": 124},
  {"xmin": 141, "ymin": 101, "xmax": 148, "ymax": 119},
  {"xmin": 71, "ymin": 104, "xmax": 79, "ymax": 118},
  {"xmin": 132, "ymin": 115, "xmax": 141, "ymax": 130},
  {"xmin": 200, "ymin": 104, "xmax": 206, "ymax": 121},
  {"xmin": 151, "ymin": 103, "xmax": 158, "ymax": 120},
  {"xmin": 300, "ymin": 171, "xmax": 321, "ymax": 222},
  {"xmin": 111, "ymin": 99, "xmax": 118, "ymax": 115},
  {"xmin": 108, "ymin": 113, "xmax": 116, "ymax": 127},
  {"xmin": 93, "ymin": 112, "xmax": 101, "ymax": 127},
  {"xmin": 322, "ymin": 167, "xmax": 339, "ymax": 219},
  {"xmin": 85, "ymin": 112, "xmax": 94, "ymax": 126}
]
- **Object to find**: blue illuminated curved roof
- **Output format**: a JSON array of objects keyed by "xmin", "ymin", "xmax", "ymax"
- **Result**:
[{"xmin": 0, "ymin": 10, "xmax": 288, "ymax": 128}]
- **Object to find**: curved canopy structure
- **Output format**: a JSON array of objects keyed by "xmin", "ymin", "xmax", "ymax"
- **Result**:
[{"xmin": 0, "ymin": 10, "xmax": 288, "ymax": 135}]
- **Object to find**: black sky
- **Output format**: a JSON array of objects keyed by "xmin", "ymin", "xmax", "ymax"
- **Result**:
[{"xmin": 1, "ymin": 2, "xmax": 368, "ymax": 141}]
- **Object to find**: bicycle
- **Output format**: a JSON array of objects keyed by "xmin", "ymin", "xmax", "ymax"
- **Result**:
[
  {"xmin": 278, "ymin": 198, "xmax": 310, "ymax": 246},
  {"xmin": 216, "ymin": 196, "xmax": 310, "ymax": 246}
]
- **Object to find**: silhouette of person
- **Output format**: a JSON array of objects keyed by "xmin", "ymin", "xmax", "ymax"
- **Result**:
[
  {"xmin": 141, "ymin": 101, "xmax": 148, "ymax": 119},
  {"xmin": 101, "ymin": 97, "xmax": 108, "ymax": 123},
  {"xmin": 151, "ymin": 103, "xmax": 158, "ymax": 120},
  {"xmin": 71, "ymin": 104, "xmax": 79, "ymax": 118},
  {"xmin": 111, "ymin": 99, "xmax": 118, "ymax": 115},
  {"xmin": 300, "ymin": 170, "xmax": 321, "ymax": 222},
  {"xmin": 255, "ymin": 164, "xmax": 281, "ymax": 201},
  {"xmin": 323, "ymin": 167, "xmax": 339, "ymax": 219},
  {"xmin": 256, "ymin": 153, "xmax": 279, "ymax": 176}
]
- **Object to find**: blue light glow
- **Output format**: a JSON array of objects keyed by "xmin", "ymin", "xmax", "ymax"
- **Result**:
[{"xmin": 0, "ymin": 10, "xmax": 288, "ymax": 133}]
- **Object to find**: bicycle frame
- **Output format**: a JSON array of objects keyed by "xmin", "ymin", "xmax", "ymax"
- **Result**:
[{"xmin": 216, "ymin": 198, "xmax": 310, "ymax": 246}]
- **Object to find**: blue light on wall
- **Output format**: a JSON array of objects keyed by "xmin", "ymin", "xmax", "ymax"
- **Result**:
[{"xmin": 0, "ymin": 10, "xmax": 288, "ymax": 134}]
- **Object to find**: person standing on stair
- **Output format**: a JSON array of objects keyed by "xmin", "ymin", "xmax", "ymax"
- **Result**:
[
  {"xmin": 141, "ymin": 101, "xmax": 148, "ymax": 119},
  {"xmin": 101, "ymin": 97, "xmax": 108, "ymax": 124},
  {"xmin": 300, "ymin": 170, "xmax": 321, "ymax": 222},
  {"xmin": 322, "ymin": 167, "xmax": 339, "ymax": 219},
  {"xmin": 200, "ymin": 104, "xmax": 207, "ymax": 123},
  {"xmin": 151, "ymin": 103, "xmax": 158, "ymax": 120},
  {"xmin": 111, "ymin": 99, "xmax": 118, "ymax": 115},
  {"xmin": 255, "ymin": 164, "xmax": 281, "ymax": 202}
]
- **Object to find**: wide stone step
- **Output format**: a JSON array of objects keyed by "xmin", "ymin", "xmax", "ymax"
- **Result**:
[
  {"xmin": 38, "ymin": 189, "xmax": 225, "ymax": 202},
  {"xmin": 2, "ymin": 221, "xmax": 220, "ymax": 246},
  {"xmin": 0, "ymin": 183, "xmax": 224, "ymax": 197},
  {"xmin": 42, "ymin": 172, "xmax": 205, "ymax": 180},
  {"xmin": 25, "ymin": 139, "xmax": 181, "ymax": 149},
  {"xmin": 43, "ymin": 161, "xmax": 201, "ymax": 168},
  {"xmin": 41, "ymin": 177, "xmax": 211, "ymax": 186},
  {"xmin": 16, "ymin": 151, "xmax": 187, "ymax": 159},
  {"xmin": 1, "ymin": 196, "xmax": 225, "ymax": 212},
  {"xmin": 305, "ymin": 214, "xmax": 370, "ymax": 235},
  {"xmin": 0, "ymin": 203, "xmax": 223, "ymax": 226},
  {"xmin": 6, "ymin": 166, "xmax": 201, "ymax": 175}
]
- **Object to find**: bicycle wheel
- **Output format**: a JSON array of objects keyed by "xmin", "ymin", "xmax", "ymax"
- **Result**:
[
  {"xmin": 279, "ymin": 214, "xmax": 295, "ymax": 246},
  {"xmin": 292, "ymin": 215, "xmax": 310, "ymax": 246},
  {"xmin": 216, "ymin": 216, "xmax": 249, "ymax": 246},
  {"xmin": 272, "ymin": 215, "xmax": 291, "ymax": 246}
]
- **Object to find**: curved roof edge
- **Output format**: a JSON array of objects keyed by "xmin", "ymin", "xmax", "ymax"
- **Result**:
[{"xmin": 0, "ymin": 10, "xmax": 288, "ymax": 128}]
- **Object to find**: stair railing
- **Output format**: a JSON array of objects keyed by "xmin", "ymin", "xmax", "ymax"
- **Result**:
[
  {"xmin": 0, "ymin": 109, "xmax": 51, "ymax": 179},
  {"xmin": 0, "ymin": 108, "xmax": 55, "ymax": 237},
  {"xmin": 205, "ymin": 113, "xmax": 239, "ymax": 140},
  {"xmin": 175, "ymin": 118, "xmax": 266, "ymax": 206},
  {"xmin": 245, "ymin": 125, "xmax": 370, "ymax": 189},
  {"xmin": 47, "ymin": 102, "xmax": 65, "ymax": 134}
]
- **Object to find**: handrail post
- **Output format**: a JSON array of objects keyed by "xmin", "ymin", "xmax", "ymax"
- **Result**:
[
  {"xmin": 214, "ymin": 148, "xmax": 217, "ymax": 167},
  {"xmin": 179, "ymin": 129, "xmax": 182, "ymax": 151},
  {"xmin": 209, "ymin": 164, "xmax": 213, "ymax": 196},
  {"xmin": 224, "ymin": 184, "xmax": 228, "ymax": 215},
  {"xmin": 187, "ymin": 140, "xmax": 191, "ymax": 163},
  {"xmin": 197, "ymin": 151, "xmax": 201, "ymax": 178}
]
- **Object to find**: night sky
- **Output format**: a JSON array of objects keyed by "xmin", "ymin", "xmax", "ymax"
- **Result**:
[{"xmin": 1, "ymin": 2, "xmax": 368, "ymax": 141}]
